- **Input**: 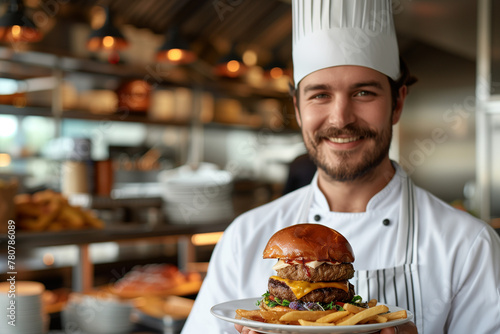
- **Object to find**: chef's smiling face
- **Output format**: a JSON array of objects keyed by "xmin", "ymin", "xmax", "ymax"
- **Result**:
[{"xmin": 294, "ymin": 65, "xmax": 406, "ymax": 182}]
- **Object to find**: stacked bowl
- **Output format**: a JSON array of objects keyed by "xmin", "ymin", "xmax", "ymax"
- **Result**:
[
  {"xmin": 62, "ymin": 294, "xmax": 133, "ymax": 334},
  {"xmin": 0, "ymin": 281, "xmax": 48, "ymax": 334},
  {"xmin": 159, "ymin": 164, "xmax": 234, "ymax": 224}
]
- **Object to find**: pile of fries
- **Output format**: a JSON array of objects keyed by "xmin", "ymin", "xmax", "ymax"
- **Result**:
[
  {"xmin": 236, "ymin": 299, "xmax": 407, "ymax": 326},
  {"xmin": 14, "ymin": 190, "xmax": 104, "ymax": 232}
]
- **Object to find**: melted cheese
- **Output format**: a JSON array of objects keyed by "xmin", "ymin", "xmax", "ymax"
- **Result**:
[{"xmin": 270, "ymin": 275, "xmax": 349, "ymax": 299}]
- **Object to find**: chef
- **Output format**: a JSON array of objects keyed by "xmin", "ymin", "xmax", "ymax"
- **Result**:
[{"xmin": 181, "ymin": 0, "xmax": 500, "ymax": 333}]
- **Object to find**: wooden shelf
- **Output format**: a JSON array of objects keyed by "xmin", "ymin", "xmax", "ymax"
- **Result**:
[
  {"xmin": 61, "ymin": 109, "xmax": 191, "ymax": 126},
  {"xmin": 0, "ymin": 104, "xmax": 52, "ymax": 117},
  {"xmin": 0, "ymin": 104, "xmax": 190, "ymax": 126},
  {"xmin": 0, "ymin": 221, "xmax": 230, "ymax": 249},
  {"xmin": 1, "ymin": 104, "xmax": 300, "ymax": 133},
  {"xmin": 0, "ymin": 47, "xmax": 291, "ymax": 100}
]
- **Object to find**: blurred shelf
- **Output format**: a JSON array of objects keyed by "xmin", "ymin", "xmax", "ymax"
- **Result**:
[
  {"xmin": 0, "ymin": 104, "xmax": 53, "ymax": 117},
  {"xmin": 0, "ymin": 47, "xmax": 297, "ymax": 136},
  {"xmin": 0, "ymin": 47, "xmax": 291, "ymax": 99},
  {"xmin": 0, "ymin": 47, "xmax": 161, "ymax": 80},
  {"xmin": 61, "ymin": 109, "xmax": 190, "ymax": 126},
  {"xmin": 0, "ymin": 104, "xmax": 190, "ymax": 126},
  {"xmin": 0, "ymin": 221, "xmax": 231, "ymax": 248},
  {"xmin": 0, "ymin": 104, "xmax": 299, "ymax": 133}
]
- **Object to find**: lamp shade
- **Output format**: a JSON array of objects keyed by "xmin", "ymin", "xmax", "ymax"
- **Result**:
[
  {"xmin": 263, "ymin": 58, "xmax": 290, "ymax": 80},
  {"xmin": 215, "ymin": 45, "xmax": 247, "ymax": 78},
  {"xmin": 156, "ymin": 27, "xmax": 196, "ymax": 64},
  {"xmin": 87, "ymin": 6, "xmax": 128, "ymax": 52},
  {"xmin": 0, "ymin": 0, "xmax": 42, "ymax": 43}
]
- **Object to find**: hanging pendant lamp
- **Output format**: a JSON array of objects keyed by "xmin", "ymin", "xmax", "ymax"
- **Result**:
[
  {"xmin": 215, "ymin": 44, "xmax": 247, "ymax": 78},
  {"xmin": 156, "ymin": 26, "xmax": 196, "ymax": 64},
  {"xmin": 0, "ymin": 0, "xmax": 42, "ymax": 43},
  {"xmin": 86, "ymin": 6, "xmax": 128, "ymax": 52},
  {"xmin": 264, "ymin": 58, "xmax": 290, "ymax": 80}
]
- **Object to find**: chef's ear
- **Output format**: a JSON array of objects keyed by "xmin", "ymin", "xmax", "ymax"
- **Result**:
[
  {"xmin": 392, "ymin": 85, "xmax": 407, "ymax": 125},
  {"xmin": 292, "ymin": 85, "xmax": 302, "ymax": 128}
]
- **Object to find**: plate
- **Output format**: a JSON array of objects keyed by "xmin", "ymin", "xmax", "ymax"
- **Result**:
[{"xmin": 210, "ymin": 298, "xmax": 413, "ymax": 334}]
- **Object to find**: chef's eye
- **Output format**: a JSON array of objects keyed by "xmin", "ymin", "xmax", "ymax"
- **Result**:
[
  {"xmin": 313, "ymin": 93, "xmax": 329, "ymax": 99},
  {"xmin": 355, "ymin": 90, "xmax": 375, "ymax": 97}
]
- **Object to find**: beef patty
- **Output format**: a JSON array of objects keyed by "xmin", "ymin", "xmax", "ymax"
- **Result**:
[
  {"xmin": 276, "ymin": 263, "xmax": 354, "ymax": 282},
  {"xmin": 268, "ymin": 277, "xmax": 355, "ymax": 303}
]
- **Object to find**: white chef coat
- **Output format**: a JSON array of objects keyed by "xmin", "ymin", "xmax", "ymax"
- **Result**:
[{"xmin": 181, "ymin": 163, "xmax": 500, "ymax": 333}]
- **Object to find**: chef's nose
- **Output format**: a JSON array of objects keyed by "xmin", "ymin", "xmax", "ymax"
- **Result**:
[{"xmin": 327, "ymin": 96, "xmax": 356, "ymax": 128}]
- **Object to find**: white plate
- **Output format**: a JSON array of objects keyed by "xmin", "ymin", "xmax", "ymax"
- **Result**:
[
  {"xmin": 162, "ymin": 191, "xmax": 233, "ymax": 202},
  {"xmin": 159, "ymin": 168, "xmax": 233, "ymax": 187},
  {"xmin": 211, "ymin": 298, "xmax": 413, "ymax": 334}
]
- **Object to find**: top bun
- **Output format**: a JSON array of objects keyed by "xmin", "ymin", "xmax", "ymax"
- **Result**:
[{"xmin": 263, "ymin": 224, "xmax": 354, "ymax": 263}]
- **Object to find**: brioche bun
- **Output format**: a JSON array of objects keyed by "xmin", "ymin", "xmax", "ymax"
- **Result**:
[{"xmin": 263, "ymin": 223, "xmax": 354, "ymax": 263}]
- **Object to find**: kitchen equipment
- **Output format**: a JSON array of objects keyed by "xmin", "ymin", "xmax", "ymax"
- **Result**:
[
  {"xmin": 68, "ymin": 192, "xmax": 163, "ymax": 227},
  {"xmin": 149, "ymin": 89, "xmax": 176, "ymax": 121},
  {"xmin": 61, "ymin": 293, "xmax": 133, "ymax": 334},
  {"xmin": 158, "ymin": 163, "xmax": 234, "ymax": 224},
  {"xmin": 78, "ymin": 89, "xmax": 118, "ymax": 114},
  {"xmin": 0, "ymin": 281, "xmax": 48, "ymax": 334},
  {"xmin": 94, "ymin": 159, "xmax": 114, "ymax": 196},
  {"xmin": 134, "ymin": 296, "xmax": 194, "ymax": 334},
  {"xmin": 117, "ymin": 80, "xmax": 152, "ymax": 113},
  {"xmin": 61, "ymin": 160, "xmax": 91, "ymax": 195}
]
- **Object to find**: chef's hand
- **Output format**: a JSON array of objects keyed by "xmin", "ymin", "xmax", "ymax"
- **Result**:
[
  {"xmin": 380, "ymin": 321, "xmax": 418, "ymax": 333},
  {"xmin": 235, "ymin": 324, "xmax": 261, "ymax": 334}
]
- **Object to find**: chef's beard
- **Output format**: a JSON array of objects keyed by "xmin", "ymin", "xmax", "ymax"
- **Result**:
[{"xmin": 304, "ymin": 123, "xmax": 392, "ymax": 182}]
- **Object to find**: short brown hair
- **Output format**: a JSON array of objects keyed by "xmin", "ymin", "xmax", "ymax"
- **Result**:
[{"xmin": 388, "ymin": 57, "xmax": 417, "ymax": 110}]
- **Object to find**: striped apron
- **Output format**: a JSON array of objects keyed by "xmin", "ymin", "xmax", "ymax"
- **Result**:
[{"xmin": 297, "ymin": 175, "xmax": 423, "ymax": 331}]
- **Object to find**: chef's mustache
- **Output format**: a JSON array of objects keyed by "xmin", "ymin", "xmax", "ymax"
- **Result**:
[{"xmin": 314, "ymin": 125, "xmax": 377, "ymax": 142}]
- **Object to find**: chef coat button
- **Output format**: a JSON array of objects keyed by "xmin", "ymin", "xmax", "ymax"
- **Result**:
[
  {"xmin": 314, "ymin": 214, "xmax": 321, "ymax": 221},
  {"xmin": 382, "ymin": 219, "xmax": 390, "ymax": 226}
]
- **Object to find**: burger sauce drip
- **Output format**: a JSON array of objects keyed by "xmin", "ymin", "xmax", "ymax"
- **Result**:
[
  {"xmin": 285, "ymin": 259, "xmax": 311, "ymax": 277},
  {"xmin": 302, "ymin": 259, "xmax": 311, "ymax": 277}
]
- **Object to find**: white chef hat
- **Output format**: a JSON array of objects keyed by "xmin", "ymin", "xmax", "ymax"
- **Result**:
[{"xmin": 292, "ymin": 0, "xmax": 400, "ymax": 87}]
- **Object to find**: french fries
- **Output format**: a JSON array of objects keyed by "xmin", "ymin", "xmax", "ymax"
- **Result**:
[
  {"xmin": 298, "ymin": 319, "xmax": 337, "ymax": 326},
  {"xmin": 382, "ymin": 309, "xmax": 408, "ymax": 321},
  {"xmin": 14, "ymin": 190, "xmax": 104, "ymax": 232},
  {"xmin": 235, "ymin": 298, "xmax": 408, "ymax": 327},
  {"xmin": 316, "ymin": 310, "xmax": 350, "ymax": 323},
  {"xmin": 235, "ymin": 309, "xmax": 266, "ymax": 323},
  {"xmin": 336, "ymin": 305, "xmax": 389, "ymax": 326},
  {"xmin": 260, "ymin": 310, "xmax": 291, "ymax": 323},
  {"xmin": 343, "ymin": 303, "xmax": 368, "ymax": 313},
  {"xmin": 279, "ymin": 310, "xmax": 337, "ymax": 322}
]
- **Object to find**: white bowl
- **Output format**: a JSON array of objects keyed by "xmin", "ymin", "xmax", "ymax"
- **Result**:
[{"xmin": 62, "ymin": 296, "xmax": 133, "ymax": 334}]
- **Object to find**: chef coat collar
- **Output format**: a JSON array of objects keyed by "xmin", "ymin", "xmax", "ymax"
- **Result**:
[{"xmin": 311, "ymin": 161, "xmax": 407, "ymax": 212}]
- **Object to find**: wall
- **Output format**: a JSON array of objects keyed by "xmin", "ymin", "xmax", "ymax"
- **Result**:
[{"xmin": 398, "ymin": 42, "xmax": 477, "ymax": 206}]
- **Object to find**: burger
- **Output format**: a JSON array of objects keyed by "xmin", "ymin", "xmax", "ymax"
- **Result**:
[{"xmin": 259, "ymin": 223, "xmax": 356, "ymax": 311}]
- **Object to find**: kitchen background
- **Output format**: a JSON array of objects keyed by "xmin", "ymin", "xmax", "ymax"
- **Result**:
[
  {"xmin": 0, "ymin": 0, "xmax": 497, "ymax": 215},
  {"xmin": 0, "ymin": 0, "xmax": 499, "ymax": 333}
]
